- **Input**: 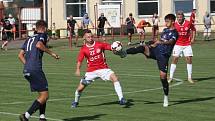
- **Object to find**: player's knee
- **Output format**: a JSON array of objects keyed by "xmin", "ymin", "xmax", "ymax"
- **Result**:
[
  {"xmin": 80, "ymin": 78, "xmax": 92, "ymax": 86},
  {"xmin": 172, "ymin": 57, "xmax": 179, "ymax": 64}
]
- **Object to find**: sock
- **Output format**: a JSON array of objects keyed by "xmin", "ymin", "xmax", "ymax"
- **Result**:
[
  {"xmin": 187, "ymin": 64, "xmax": 192, "ymax": 79},
  {"xmin": 113, "ymin": 81, "xmax": 123, "ymax": 100},
  {"xmin": 161, "ymin": 78, "xmax": 169, "ymax": 96},
  {"xmin": 40, "ymin": 114, "xmax": 46, "ymax": 119},
  {"xmin": 25, "ymin": 112, "xmax": 30, "ymax": 119},
  {"xmin": 126, "ymin": 46, "xmax": 145, "ymax": 54},
  {"xmin": 74, "ymin": 90, "xmax": 81, "ymax": 102},
  {"xmin": 27, "ymin": 100, "xmax": 41, "ymax": 116},
  {"xmin": 169, "ymin": 64, "xmax": 176, "ymax": 79},
  {"xmin": 39, "ymin": 102, "xmax": 46, "ymax": 116}
]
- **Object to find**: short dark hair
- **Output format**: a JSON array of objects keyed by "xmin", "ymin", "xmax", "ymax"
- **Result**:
[
  {"xmin": 36, "ymin": 20, "xmax": 47, "ymax": 29},
  {"xmin": 164, "ymin": 14, "xmax": 176, "ymax": 21},
  {"xmin": 83, "ymin": 29, "xmax": 92, "ymax": 36},
  {"xmin": 129, "ymin": 13, "xmax": 132, "ymax": 16}
]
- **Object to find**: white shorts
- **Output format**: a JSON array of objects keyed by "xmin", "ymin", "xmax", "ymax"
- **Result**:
[
  {"xmin": 137, "ymin": 28, "xmax": 145, "ymax": 34},
  {"xmin": 204, "ymin": 28, "xmax": 211, "ymax": 36},
  {"xmin": 84, "ymin": 69, "xmax": 114, "ymax": 81},
  {"xmin": 172, "ymin": 45, "xmax": 193, "ymax": 57}
]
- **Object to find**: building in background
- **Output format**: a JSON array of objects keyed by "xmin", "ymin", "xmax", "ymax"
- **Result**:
[{"xmin": 48, "ymin": 0, "xmax": 215, "ymax": 32}]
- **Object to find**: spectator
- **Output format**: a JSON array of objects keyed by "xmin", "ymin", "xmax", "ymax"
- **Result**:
[
  {"xmin": 81, "ymin": 13, "xmax": 94, "ymax": 33},
  {"xmin": 7, "ymin": 14, "xmax": 16, "ymax": 40},
  {"xmin": 97, "ymin": 13, "xmax": 111, "ymax": 41},
  {"xmin": 52, "ymin": 22, "xmax": 57, "ymax": 40},
  {"xmin": 203, "ymin": 11, "xmax": 215, "ymax": 41},
  {"xmin": 125, "ymin": 13, "xmax": 135, "ymax": 45},
  {"xmin": 136, "ymin": 19, "xmax": 150, "ymax": 45},
  {"xmin": 152, "ymin": 13, "xmax": 159, "ymax": 40},
  {"xmin": 1, "ymin": 20, "xmax": 13, "ymax": 51},
  {"xmin": 67, "ymin": 15, "xmax": 80, "ymax": 48}
]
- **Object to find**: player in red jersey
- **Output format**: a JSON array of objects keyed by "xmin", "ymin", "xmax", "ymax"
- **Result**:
[
  {"xmin": 168, "ymin": 11, "xmax": 196, "ymax": 84},
  {"xmin": 71, "ymin": 31, "xmax": 126, "ymax": 108},
  {"xmin": 190, "ymin": 9, "xmax": 197, "ymax": 24}
]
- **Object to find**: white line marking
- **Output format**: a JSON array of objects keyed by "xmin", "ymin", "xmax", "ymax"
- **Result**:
[
  {"xmin": 0, "ymin": 74, "xmax": 183, "ymax": 120},
  {"xmin": 0, "ymin": 111, "xmax": 63, "ymax": 121},
  {"xmin": 0, "ymin": 76, "xmax": 183, "ymax": 105}
]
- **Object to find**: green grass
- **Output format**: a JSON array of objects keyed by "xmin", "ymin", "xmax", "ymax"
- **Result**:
[{"xmin": 0, "ymin": 38, "xmax": 215, "ymax": 121}]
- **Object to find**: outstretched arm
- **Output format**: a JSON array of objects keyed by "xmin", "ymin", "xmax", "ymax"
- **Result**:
[{"xmin": 36, "ymin": 41, "xmax": 60, "ymax": 59}]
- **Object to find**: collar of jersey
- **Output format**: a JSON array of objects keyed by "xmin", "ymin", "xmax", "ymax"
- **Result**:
[{"xmin": 86, "ymin": 41, "xmax": 95, "ymax": 48}]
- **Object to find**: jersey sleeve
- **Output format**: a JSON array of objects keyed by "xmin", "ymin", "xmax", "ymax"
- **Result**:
[
  {"xmin": 97, "ymin": 17, "xmax": 101, "ymax": 21},
  {"xmin": 101, "ymin": 42, "xmax": 112, "ymax": 51},
  {"xmin": 171, "ymin": 30, "xmax": 178, "ymax": 41},
  {"xmin": 38, "ymin": 34, "xmax": 48, "ymax": 45},
  {"xmin": 20, "ymin": 41, "xmax": 27, "ymax": 50},
  {"xmin": 77, "ymin": 48, "xmax": 85, "ymax": 63},
  {"xmin": 190, "ymin": 23, "xmax": 196, "ymax": 31}
]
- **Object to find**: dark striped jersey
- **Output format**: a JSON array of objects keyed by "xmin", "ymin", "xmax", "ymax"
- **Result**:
[{"xmin": 21, "ymin": 33, "xmax": 48, "ymax": 70}]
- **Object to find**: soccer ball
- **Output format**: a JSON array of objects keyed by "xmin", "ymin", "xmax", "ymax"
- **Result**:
[{"xmin": 111, "ymin": 41, "xmax": 122, "ymax": 51}]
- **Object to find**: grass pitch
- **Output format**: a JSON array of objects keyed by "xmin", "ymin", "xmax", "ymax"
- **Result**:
[{"xmin": 0, "ymin": 37, "xmax": 215, "ymax": 121}]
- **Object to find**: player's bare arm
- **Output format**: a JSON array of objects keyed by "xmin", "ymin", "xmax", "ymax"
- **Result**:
[
  {"xmin": 18, "ymin": 50, "xmax": 26, "ymax": 64},
  {"xmin": 36, "ymin": 41, "xmax": 60, "ymax": 59},
  {"xmin": 191, "ymin": 30, "xmax": 196, "ymax": 44},
  {"xmin": 75, "ymin": 61, "xmax": 82, "ymax": 76}
]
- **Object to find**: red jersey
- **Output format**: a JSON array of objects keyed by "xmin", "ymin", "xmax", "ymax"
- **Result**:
[
  {"xmin": 174, "ymin": 20, "xmax": 196, "ymax": 46},
  {"xmin": 77, "ymin": 41, "xmax": 112, "ymax": 72},
  {"xmin": 190, "ymin": 11, "xmax": 195, "ymax": 24},
  {"xmin": 137, "ymin": 20, "xmax": 147, "ymax": 29}
]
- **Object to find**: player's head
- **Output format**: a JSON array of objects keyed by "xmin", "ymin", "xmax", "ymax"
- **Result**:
[
  {"xmin": 5, "ymin": 20, "xmax": 10, "ymax": 25},
  {"xmin": 164, "ymin": 14, "xmax": 176, "ymax": 28},
  {"xmin": 36, "ymin": 20, "xmax": 47, "ymax": 33},
  {"xmin": 129, "ymin": 13, "xmax": 133, "ymax": 17},
  {"xmin": 153, "ymin": 13, "xmax": 158, "ymax": 18},
  {"xmin": 192, "ymin": 8, "xmax": 197, "ymax": 13},
  {"xmin": 176, "ymin": 11, "xmax": 185, "ymax": 24},
  {"xmin": 84, "ymin": 13, "xmax": 88, "ymax": 18},
  {"xmin": 101, "ymin": 13, "xmax": 104, "ymax": 17},
  {"xmin": 69, "ymin": 15, "xmax": 73, "ymax": 19},
  {"xmin": 83, "ymin": 30, "xmax": 94, "ymax": 44},
  {"xmin": 205, "ymin": 11, "xmax": 209, "ymax": 17}
]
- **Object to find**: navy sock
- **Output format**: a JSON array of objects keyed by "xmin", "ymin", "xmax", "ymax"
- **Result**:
[
  {"xmin": 27, "ymin": 100, "xmax": 41, "ymax": 115},
  {"xmin": 161, "ymin": 78, "xmax": 169, "ymax": 96},
  {"xmin": 39, "ymin": 102, "xmax": 46, "ymax": 115},
  {"xmin": 126, "ymin": 46, "xmax": 145, "ymax": 54}
]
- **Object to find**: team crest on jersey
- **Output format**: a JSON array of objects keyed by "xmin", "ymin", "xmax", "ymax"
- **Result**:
[
  {"xmin": 185, "ymin": 27, "xmax": 188, "ymax": 31},
  {"xmin": 96, "ymin": 49, "xmax": 101, "ymax": 53}
]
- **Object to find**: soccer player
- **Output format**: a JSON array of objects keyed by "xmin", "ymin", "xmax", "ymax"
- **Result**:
[
  {"xmin": 67, "ymin": 15, "xmax": 80, "ymax": 48},
  {"xmin": 125, "ymin": 13, "xmax": 135, "ymax": 45},
  {"xmin": 97, "ymin": 13, "xmax": 111, "ymax": 41},
  {"xmin": 118, "ymin": 14, "xmax": 178, "ymax": 107},
  {"xmin": 71, "ymin": 31, "xmax": 126, "ymax": 108},
  {"xmin": 168, "ymin": 11, "xmax": 196, "ymax": 84},
  {"xmin": 18, "ymin": 20, "xmax": 59, "ymax": 121},
  {"xmin": 136, "ymin": 19, "xmax": 150, "ymax": 45}
]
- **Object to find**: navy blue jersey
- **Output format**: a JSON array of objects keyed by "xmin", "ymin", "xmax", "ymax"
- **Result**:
[
  {"xmin": 21, "ymin": 33, "xmax": 48, "ymax": 70},
  {"xmin": 156, "ymin": 28, "xmax": 178, "ymax": 57}
]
